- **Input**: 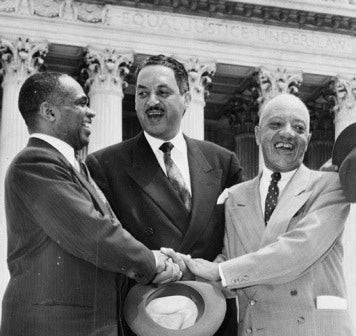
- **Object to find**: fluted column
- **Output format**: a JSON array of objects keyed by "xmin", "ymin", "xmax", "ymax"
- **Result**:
[
  {"xmin": 255, "ymin": 66, "xmax": 303, "ymax": 170},
  {"xmin": 0, "ymin": 36, "xmax": 47, "ymax": 315},
  {"xmin": 332, "ymin": 75, "xmax": 356, "ymax": 328},
  {"xmin": 83, "ymin": 47, "xmax": 133, "ymax": 154},
  {"xmin": 178, "ymin": 57, "xmax": 216, "ymax": 140}
]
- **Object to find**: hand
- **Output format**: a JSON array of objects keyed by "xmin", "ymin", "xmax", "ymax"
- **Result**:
[
  {"xmin": 320, "ymin": 158, "xmax": 338, "ymax": 172},
  {"xmin": 152, "ymin": 250, "xmax": 182, "ymax": 284},
  {"xmin": 182, "ymin": 256, "xmax": 220, "ymax": 281},
  {"xmin": 160, "ymin": 247, "xmax": 195, "ymax": 280}
]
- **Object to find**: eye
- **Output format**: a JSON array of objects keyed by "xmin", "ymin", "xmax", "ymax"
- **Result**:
[
  {"xmin": 294, "ymin": 125, "xmax": 306, "ymax": 133},
  {"xmin": 137, "ymin": 91, "xmax": 148, "ymax": 98},
  {"xmin": 157, "ymin": 89, "xmax": 171, "ymax": 98},
  {"xmin": 269, "ymin": 121, "xmax": 282, "ymax": 129}
]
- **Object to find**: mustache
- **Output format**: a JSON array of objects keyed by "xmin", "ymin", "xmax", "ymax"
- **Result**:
[{"xmin": 145, "ymin": 105, "xmax": 165, "ymax": 113}]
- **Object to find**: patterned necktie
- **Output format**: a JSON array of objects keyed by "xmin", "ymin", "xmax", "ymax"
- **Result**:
[
  {"xmin": 159, "ymin": 142, "xmax": 192, "ymax": 212},
  {"xmin": 264, "ymin": 172, "xmax": 281, "ymax": 224},
  {"xmin": 75, "ymin": 154, "xmax": 116, "ymax": 219}
]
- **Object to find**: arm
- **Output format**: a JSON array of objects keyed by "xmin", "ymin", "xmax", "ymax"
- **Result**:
[
  {"xmin": 183, "ymin": 173, "xmax": 350, "ymax": 288},
  {"xmin": 7, "ymin": 149, "xmax": 156, "ymax": 284},
  {"xmin": 339, "ymin": 148, "xmax": 356, "ymax": 203},
  {"xmin": 220, "ymin": 173, "xmax": 349, "ymax": 289}
]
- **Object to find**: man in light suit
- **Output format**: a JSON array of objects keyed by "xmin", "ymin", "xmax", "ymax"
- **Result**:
[
  {"xmin": 86, "ymin": 55, "xmax": 243, "ymax": 335},
  {"xmin": 1, "ymin": 72, "xmax": 180, "ymax": 336},
  {"xmin": 181, "ymin": 93, "xmax": 355, "ymax": 335}
]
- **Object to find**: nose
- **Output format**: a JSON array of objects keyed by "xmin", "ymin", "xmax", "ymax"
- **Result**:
[
  {"xmin": 147, "ymin": 92, "xmax": 159, "ymax": 107},
  {"xmin": 86, "ymin": 106, "xmax": 96, "ymax": 118},
  {"xmin": 280, "ymin": 123, "xmax": 295, "ymax": 138}
]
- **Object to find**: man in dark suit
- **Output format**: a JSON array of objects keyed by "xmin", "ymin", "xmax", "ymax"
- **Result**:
[
  {"xmin": 86, "ymin": 55, "xmax": 243, "ymax": 335},
  {"xmin": 1, "ymin": 72, "xmax": 180, "ymax": 336}
]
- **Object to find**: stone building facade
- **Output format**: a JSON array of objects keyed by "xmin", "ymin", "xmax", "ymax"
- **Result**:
[{"xmin": 1, "ymin": 0, "xmax": 356, "ymax": 328}]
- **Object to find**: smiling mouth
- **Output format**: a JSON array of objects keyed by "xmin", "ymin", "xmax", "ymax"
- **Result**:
[
  {"xmin": 82, "ymin": 121, "xmax": 92, "ymax": 131},
  {"xmin": 146, "ymin": 109, "xmax": 164, "ymax": 120},
  {"xmin": 275, "ymin": 142, "xmax": 294, "ymax": 150}
]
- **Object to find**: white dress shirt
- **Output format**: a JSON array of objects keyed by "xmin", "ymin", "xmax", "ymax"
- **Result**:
[
  {"xmin": 30, "ymin": 133, "xmax": 80, "ymax": 171},
  {"xmin": 259, "ymin": 166, "xmax": 297, "ymax": 214},
  {"xmin": 144, "ymin": 131, "xmax": 192, "ymax": 194}
]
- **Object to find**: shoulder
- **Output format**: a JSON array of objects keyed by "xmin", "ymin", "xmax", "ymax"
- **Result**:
[
  {"xmin": 187, "ymin": 137, "xmax": 234, "ymax": 156},
  {"xmin": 87, "ymin": 136, "xmax": 137, "ymax": 165}
]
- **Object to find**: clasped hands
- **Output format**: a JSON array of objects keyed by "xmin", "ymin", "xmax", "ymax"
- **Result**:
[{"xmin": 152, "ymin": 248, "xmax": 220, "ymax": 284}]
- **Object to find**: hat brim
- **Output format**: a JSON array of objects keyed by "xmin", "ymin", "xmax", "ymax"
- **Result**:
[
  {"xmin": 123, "ymin": 281, "xmax": 227, "ymax": 336},
  {"xmin": 332, "ymin": 123, "xmax": 356, "ymax": 167}
]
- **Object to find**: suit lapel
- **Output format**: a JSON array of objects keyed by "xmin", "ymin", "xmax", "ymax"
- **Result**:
[
  {"xmin": 71, "ymin": 167, "xmax": 111, "ymax": 217},
  {"xmin": 179, "ymin": 138, "xmax": 223, "ymax": 252},
  {"xmin": 260, "ymin": 165, "xmax": 312, "ymax": 248},
  {"xmin": 27, "ymin": 138, "xmax": 111, "ymax": 217},
  {"xmin": 127, "ymin": 133, "xmax": 190, "ymax": 234},
  {"xmin": 227, "ymin": 176, "xmax": 265, "ymax": 253}
]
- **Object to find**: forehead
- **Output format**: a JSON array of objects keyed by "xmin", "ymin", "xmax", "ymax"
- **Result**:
[
  {"xmin": 59, "ymin": 75, "xmax": 85, "ymax": 98},
  {"xmin": 261, "ymin": 97, "xmax": 310, "ymax": 125},
  {"xmin": 136, "ymin": 65, "xmax": 178, "ymax": 88}
]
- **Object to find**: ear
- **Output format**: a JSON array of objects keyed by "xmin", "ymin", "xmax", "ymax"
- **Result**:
[
  {"xmin": 307, "ymin": 132, "xmax": 312, "ymax": 145},
  {"xmin": 183, "ymin": 91, "xmax": 191, "ymax": 109},
  {"xmin": 255, "ymin": 125, "xmax": 261, "ymax": 146},
  {"xmin": 39, "ymin": 102, "xmax": 56, "ymax": 122}
]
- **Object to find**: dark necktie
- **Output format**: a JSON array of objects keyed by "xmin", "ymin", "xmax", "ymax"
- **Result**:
[
  {"xmin": 264, "ymin": 172, "xmax": 281, "ymax": 224},
  {"xmin": 75, "ymin": 154, "xmax": 116, "ymax": 219},
  {"xmin": 159, "ymin": 142, "xmax": 192, "ymax": 212}
]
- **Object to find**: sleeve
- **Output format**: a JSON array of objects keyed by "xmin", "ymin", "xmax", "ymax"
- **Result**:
[
  {"xmin": 7, "ymin": 150, "xmax": 156, "ymax": 284},
  {"xmin": 339, "ymin": 147, "xmax": 356, "ymax": 203},
  {"xmin": 225, "ymin": 151, "xmax": 245, "ymax": 188},
  {"xmin": 220, "ymin": 173, "xmax": 350, "ymax": 289}
]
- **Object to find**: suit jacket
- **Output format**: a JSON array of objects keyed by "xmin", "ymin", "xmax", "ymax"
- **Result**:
[
  {"xmin": 339, "ymin": 147, "xmax": 356, "ymax": 203},
  {"xmin": 1, "ymin": 138, "xmax": 156, "ymax": 336},
  {"xmin": 86, "ymin": 132, "xmax": 243, "ymax": 335},
  {"xmin": 86, "ymin": 132, "xmax": 243, "ymax": 261},
  {"xmin": 219, "ymin": 164, "xmax": 355, "ymax": 336}
]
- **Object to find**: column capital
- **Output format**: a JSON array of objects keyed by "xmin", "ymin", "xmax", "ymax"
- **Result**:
[
  {"xmin": 177, "ymin": 56, "xmax": 216, "ymax": 106},
  {"xmin": 332, "ymin": 75, "xmax": 356, "ymax": 137},
  {"xmin": 0, "ymin": 36, "xmax": 47, "ymax": 83},
  {"xmin": 83, "ymin": 46, "xmax": 134, "ymax": 95},
  {"xmin": 255, "ymin": 66, "xmax": 303, "ymax": 108},
  {"xmin": 333, "ymin": 75, "xmax": 356, "ymax": 114}
]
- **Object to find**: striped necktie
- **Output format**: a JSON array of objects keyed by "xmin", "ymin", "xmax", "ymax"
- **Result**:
[
  {"xmin": 75, "ymin": 154, "xmax": 116, "ymax": 219},
  {"xmin": 159, "ymin": 142, "xmax": 192, "ymax": 212}
]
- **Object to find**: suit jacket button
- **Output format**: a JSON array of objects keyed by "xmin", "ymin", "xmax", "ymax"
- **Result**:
[
  {"xmin": 297, "ymin": 316, "xmax": 305, "ymax": 324},
  {"xmin": 290, "ymin": 289, "xmax": 298, "ymax": 296},
  {"xmin": 249, "ymin": 299, "xmax": 256, "ymax": 306},
  {"xmin": 144, "ymin": 227, "xmax": 154, "ymax": 236},
  {"xmin": 246, "ymin": 327, "xmax": 253, "ymax": 334}
]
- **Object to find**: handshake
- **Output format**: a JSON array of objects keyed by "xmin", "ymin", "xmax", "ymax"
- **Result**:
[{"xmin": 151, "ymin": 248, "xmax": 221, "ymax": 285}]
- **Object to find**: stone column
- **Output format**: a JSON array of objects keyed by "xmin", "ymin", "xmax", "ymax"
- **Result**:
[
  {"xmin": 332, "ymin": 75, "xmax": 356, "ymax": 328},
  {"xmin": 0, "ymin": 36, "xmax": 47, "ymax": 315},
  {"xmin": 255, "ymin": 66, "xmax": 303, "ymax": 170},
  {"xmin": 83, "ymin": 46, "xmax": 133, "ymax": 154},
  {"xmin": 178, "ymin": 57, "xmax": 216, "ymax": 140}
]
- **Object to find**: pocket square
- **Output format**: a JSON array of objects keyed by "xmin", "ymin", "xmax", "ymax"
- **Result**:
[
  {"xmin": 217, "ymin": 188, "xmax": 230, "ymax": 204},
  {"xmin": 316, "ymin": 295, "xmax": 347, "ymax": 310}
]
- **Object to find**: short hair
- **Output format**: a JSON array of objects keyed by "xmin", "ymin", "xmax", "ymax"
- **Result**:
[
  {"xmin": 135, "ymin": 55, "xmax": 189, "ymax": 94},
  {"xmin": 18, "ymin": 71, "xmax": 69, "ymax": 128}
]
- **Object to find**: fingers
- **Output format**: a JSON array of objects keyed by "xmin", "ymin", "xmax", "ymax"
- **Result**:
[
  {"xmin": 160, "ymin": 247, "xmax": 189, "ymax": 270},
  {"xmin": 152, "ymin": 259, "xmax": 182, "ymax": 284},
  {"xmin": 152, "ymin": 250, "xmax": 169, "ymax": 273}
]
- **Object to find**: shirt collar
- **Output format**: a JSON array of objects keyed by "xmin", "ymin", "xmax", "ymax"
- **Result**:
[
  {"xmin": 144, "ymin": 130, "xmax": 186, "ymax": 154},
  {"xmin": 261, "ymin": 165, "xmax": 297, "ymax": 182},
  {"xmin": 30, "ymin": 133, "xmax": 77, "ymax": 167}
]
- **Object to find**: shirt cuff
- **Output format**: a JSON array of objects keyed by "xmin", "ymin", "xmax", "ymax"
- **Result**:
[{"xmin": 218, "ymin": 263, "xmax": 227, "ymax": 287}]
